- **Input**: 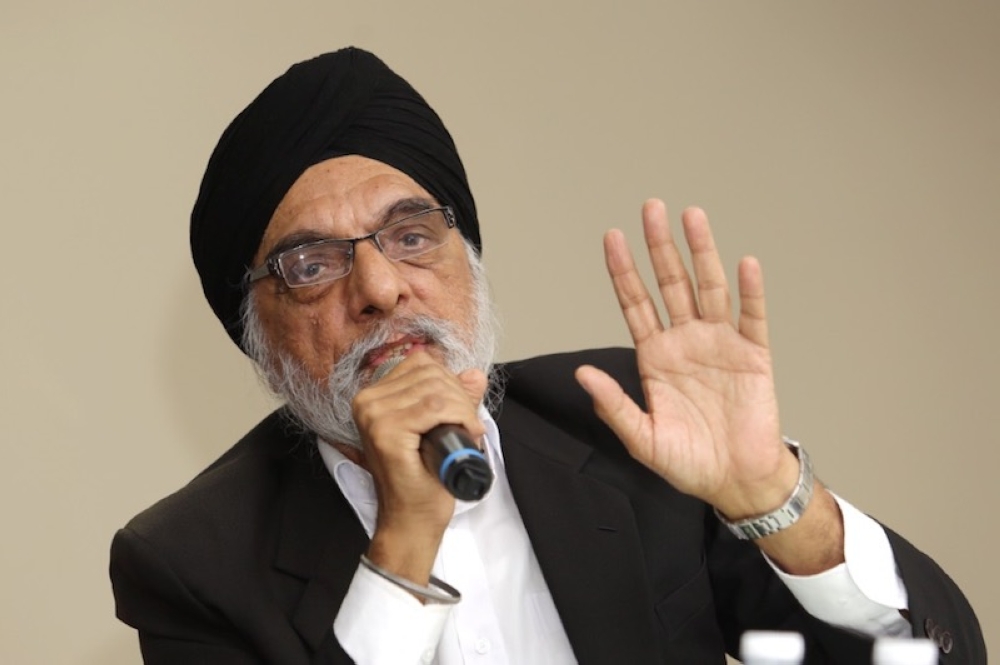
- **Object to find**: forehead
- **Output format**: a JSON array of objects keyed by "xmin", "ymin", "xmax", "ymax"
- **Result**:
[{"xmin": 256, "ymin": 155, "xmax": 435, "ymax": 258}]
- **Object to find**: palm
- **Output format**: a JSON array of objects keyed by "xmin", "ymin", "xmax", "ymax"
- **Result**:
[
  {"xmin": 577, "ymin": 202, "xmax": 786, "ymax": 511},
  {"xmin": 635, "ymin": 320, "xmax": 779, "ymax": 500}
]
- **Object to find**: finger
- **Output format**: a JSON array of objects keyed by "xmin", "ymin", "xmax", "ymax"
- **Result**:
[
  {"xmin": 359, "ymin": 361, "xmax": 486, "ymax": 439},
  {"xmin": 364, "ymin": 382, "xmax": 486, "ymax": 443},
  {"xmin": 642, "ymin": 199, "xmax": 698, "ymax": 325},
  {"xmin": 390, "ymin": 354, "xmax": 487, "ymax": 436},
  {"xmin": 370, "ymin": 351, "xmax": 462, "ymax": 393},
  {"xmin": 737, "ymin": 256, "xmax": 769, "ymax": 348},
  {"xmin": 604, "ymin": 228, "xmax": 664, "ymax": 344},
  {"xmin": 368, "ymin": 349, "xmax": 435, "ymax": 385},
  {"xmin": 682, "ymin": 207, "xmax": 732, "ymax": 323},
  {"xmin": 457, "ymin": 368, "xmax": 489, "ymax": 406},
  {"xmin": 575, "ymin": 365, "xmax": 649, "ymax": 456}
]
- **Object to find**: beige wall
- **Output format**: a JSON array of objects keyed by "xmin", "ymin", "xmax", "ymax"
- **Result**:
[{"xmin": 1, "ymin": 1, "xmax": 997, "ymax": 662}]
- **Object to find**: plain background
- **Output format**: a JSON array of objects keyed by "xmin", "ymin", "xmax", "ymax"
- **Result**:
[{"xmin": 1, "ymin": 1, "xmax": 997, "ymax": 663}]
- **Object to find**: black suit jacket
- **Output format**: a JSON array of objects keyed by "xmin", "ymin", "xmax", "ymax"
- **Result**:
[{"xmin": 111, "ymin": 348, "xmax": 985, "ymax": 664}]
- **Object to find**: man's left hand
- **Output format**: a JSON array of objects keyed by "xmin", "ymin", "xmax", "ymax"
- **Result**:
[{"xmin": 576, "ymin": 199, "xmax": 800, "ymax": 521}]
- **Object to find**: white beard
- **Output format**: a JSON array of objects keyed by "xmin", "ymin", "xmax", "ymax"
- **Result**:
[{"xmin": 242, "ymin": 243, "xmax": 500, "ymax": 449}]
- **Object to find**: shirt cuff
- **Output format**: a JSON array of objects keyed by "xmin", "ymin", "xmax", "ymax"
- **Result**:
[
  {"xmin": 765, "ymin": 493, "xmax": 911, "ymax": 637},
  {"xmin": 334, "ymin": 563, "xmax": 454, "ymax": 664}
]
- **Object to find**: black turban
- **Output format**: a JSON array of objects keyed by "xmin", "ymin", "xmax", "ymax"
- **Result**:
[{"xmin": 190, "ymin": 47, "xmax": 479, "ymax": 350}]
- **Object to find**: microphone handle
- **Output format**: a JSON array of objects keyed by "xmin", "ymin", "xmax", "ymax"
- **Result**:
[{"xmin": 420, "ymin": 424, "xmax": 493, "ymax": 501}]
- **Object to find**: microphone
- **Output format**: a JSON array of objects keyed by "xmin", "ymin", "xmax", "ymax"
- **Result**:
[{"xmin": 372, "ymin": 357, "xmax": 494, "ymax": 501}]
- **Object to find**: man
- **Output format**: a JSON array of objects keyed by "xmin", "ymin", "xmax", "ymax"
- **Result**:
[{"xmin": 110, "ymin": 47, "xmax": 985, "ymax": 663}]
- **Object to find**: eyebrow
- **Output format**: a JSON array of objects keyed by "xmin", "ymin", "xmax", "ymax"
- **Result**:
[
  {"xmin": 377, "ymin": 196, "xmax": 437, "ymax": 225},
  {"xmin": 265, "ymin": 231, "xmax": 334, "ymax": 260},
  {"xmin": 264, "ymin": 196, "xmax": 439, "ymax": 260}
]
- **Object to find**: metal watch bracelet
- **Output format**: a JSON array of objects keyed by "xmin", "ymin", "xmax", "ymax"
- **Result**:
[{"xmin": 714, "ymin": 437, "xmax": 814, "ymax": 541}]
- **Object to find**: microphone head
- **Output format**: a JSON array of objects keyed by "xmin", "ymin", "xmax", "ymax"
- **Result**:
[{"xmin": 371, "ymin": 356, "xmax": 405, "ymax": 383}]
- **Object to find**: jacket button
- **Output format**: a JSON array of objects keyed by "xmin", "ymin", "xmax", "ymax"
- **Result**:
[{"xmin": 924, "ymin": 617, "xmax": 939, "ymax": 639}]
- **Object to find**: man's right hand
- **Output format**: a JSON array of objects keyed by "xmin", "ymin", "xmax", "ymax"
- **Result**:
[{"xmin": 351, "ymin": 350, "xmax": 487, "ymax": 587}]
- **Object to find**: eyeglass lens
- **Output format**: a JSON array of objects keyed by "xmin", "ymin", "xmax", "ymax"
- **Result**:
[{"xmin": 277, "ymin": 208, "xmax": 451, "ymax": 288}]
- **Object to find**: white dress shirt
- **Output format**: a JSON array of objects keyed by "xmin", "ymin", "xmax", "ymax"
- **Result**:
[{"xmin": 324, "ymin": 407, "xmax": 910, "ymax": 664}]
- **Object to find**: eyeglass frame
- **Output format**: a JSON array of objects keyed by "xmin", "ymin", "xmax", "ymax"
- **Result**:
[{"xmin": 246, "ymin": 205, "xmax": 457, "ymax": 289}]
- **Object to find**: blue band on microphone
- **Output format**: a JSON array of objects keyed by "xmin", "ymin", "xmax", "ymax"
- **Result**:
[{"xmin": 439, "ymin": 448, "xmax": 487, "ymax": 483}]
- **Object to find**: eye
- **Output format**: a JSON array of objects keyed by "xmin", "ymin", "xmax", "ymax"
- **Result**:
[
  {"xmin": 280, "ymin": 245, "xmax": 350, "ymax": 286},
  {"xmin": 381, "ymin": 219, "xmax": 443, "ymax": 257},
  {"xmin": 398, "ymin": 226, "xmax": 434, "ymax": 249},
  {"xmin": 286, "ymin": 256, "xmax": 331, "ymax": 283}
]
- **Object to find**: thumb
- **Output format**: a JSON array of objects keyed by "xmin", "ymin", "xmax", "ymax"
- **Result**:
[
  {"xmin": 457, "ymin": 368, "xmax": 489, "ymax": 406},
  {"xmin": 575, "ymin": 364, "xmax": 649, "ymax": 455}
]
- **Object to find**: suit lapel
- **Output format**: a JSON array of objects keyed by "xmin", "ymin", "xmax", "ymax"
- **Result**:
[
  {"xmin": 272, "ymin": 447, "xmax": 368, "ymax": 653},
  {"xmin": 266, "ymin": 397, "xmax": 662, "ymax": 661},
  {"xmin": 497, "ymin": 400, "xmax": 661, "ymax": 665}
]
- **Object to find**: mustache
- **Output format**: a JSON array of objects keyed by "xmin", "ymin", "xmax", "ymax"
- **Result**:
[{"xmin": 334, "ymin": 315, "xmax": 462, "ymax": 381}]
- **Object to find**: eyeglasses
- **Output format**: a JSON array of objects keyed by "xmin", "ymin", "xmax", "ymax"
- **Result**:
[{"xmin": 247, "ymin": 206, "xmax": 457, "ymax": 289}]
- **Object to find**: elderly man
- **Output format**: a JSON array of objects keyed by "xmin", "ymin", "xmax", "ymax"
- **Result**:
[{"xmin": 110, "ymin": 48, "xmax": 984, "ymax": 664}]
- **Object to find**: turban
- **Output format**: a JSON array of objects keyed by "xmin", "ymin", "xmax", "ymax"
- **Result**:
[{"xmin": 190, "ymin": 47, "xmax": 479, "ymax": 350}]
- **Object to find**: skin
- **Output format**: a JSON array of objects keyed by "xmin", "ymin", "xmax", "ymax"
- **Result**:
[
  {"xmin": 251, "ymin": 155, "xmax": 478, "ymax": 384},
  {"xmin": 250, "ymin": 155, "xmax": 487, "ymax": 584},
  {"xmin": 575, "ymin": 200, "xmax": 844, "ymax": 575},
  {"xmin": 253, "ymin": 158, "xmax": 845, "ymax": 594}
]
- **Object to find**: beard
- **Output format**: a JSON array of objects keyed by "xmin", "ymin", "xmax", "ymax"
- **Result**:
[{"xmin": 241, "ymin": 243, "xmax": 500, "ymax": 449}]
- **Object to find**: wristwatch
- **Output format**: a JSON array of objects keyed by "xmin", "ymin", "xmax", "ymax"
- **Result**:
[{"xmin": 714, "ymin": 437, "xmax": 814, "ymax": 541}]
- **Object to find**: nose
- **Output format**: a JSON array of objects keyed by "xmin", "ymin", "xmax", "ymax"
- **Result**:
[{"xmin": 344, "ymin": 238, "xmax": 410, "ymax": 320}]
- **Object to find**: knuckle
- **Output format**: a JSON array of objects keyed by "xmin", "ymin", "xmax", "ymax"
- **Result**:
[
  {"xmin": 352, "ymin": 392, "xmax": 376, "ymax": 420},
  {"xmin": 420, "ymin": 393, "xmax": 447, "ymax": 413},
  {"xmin": 657, "ymin": 272, "xmax": 689, "ymax": 288}
]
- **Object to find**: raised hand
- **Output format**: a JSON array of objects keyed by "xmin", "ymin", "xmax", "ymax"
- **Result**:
[{"xmin": 575, "ymin": 200, "xmax": 800, "ymax": 520}]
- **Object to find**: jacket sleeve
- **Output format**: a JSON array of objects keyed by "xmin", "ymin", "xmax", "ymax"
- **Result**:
[
  {"xmin": 705, "ymin": 511, "xmax": 986, "ymax": 663},
  {"xmin": 886, "ymin": 526, "xmax": 987, "ymax": 663},
  {"xmin": 503, "ymin": 347, "xmax": 987, "ymax": 663}
]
